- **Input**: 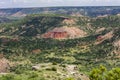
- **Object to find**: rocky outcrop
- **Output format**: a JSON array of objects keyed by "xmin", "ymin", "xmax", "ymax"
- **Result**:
[
  {"xmin": 95, "ymin": 31, "xmax": 114, "ymax": 45},
  {"xmin": 0, "ymin": 58, "xmax": 10, "ymax": 73},
  {"xmin": 42, "ymin": 26, "xmax": 87, "ymax": 39},
  {"xmin": 11, "ymin": 12, "xmax": 26, "ymax": 17},
  {"xmin": 32, "ymin": 49, "xmax": 41, "ymax": 54},
  {"xmin": 62, "ymin": 18, "xmax": 76, "ymax": 25},
  {"xmin": 114, "ymin": 40, "xmax": 120, "ymax": 49},
  {"xmin": 66, "ymin": 65, "xmax": 90, "ymax": 80},
  {"xmin": 113, "ymin": 40, "xmax": 120, "ymax": 54},
  {"xmin": 95, "ymin": 28, "xmax": 105, "ymax": 33},
  {"xmin": 32, "ymin": 65, "xmax": 40, "ymax": 71}
]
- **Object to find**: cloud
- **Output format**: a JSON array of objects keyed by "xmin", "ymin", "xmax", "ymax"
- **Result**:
[
  {"xmin": 0, "ymin": 2, "xmax": 5, "ymax": 4},
  {"xmin": 0, "ymin": 0, "xmax": 120, "ymax": 8},
  {"xmin": 12, "ymin": 0, "xmax": 29, "ymax": 3}
]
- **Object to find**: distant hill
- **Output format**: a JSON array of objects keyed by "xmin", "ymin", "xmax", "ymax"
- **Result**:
[
  {"xmin": 0, "ymin": 14, "xmax": 120, "ymax": 37},
  {"xmin": 0, "ymin": 6, "xmax": 120, "ymax": 17}
]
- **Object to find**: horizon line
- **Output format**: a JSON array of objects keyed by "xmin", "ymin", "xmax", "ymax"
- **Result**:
[{"xmin": 0, "ymin": 5, "xmax": 120, "ymax": 9}]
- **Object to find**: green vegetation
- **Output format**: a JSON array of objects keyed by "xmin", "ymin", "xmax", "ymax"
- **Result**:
[
  {"xmin": 0, "ymin": 13, "xmax": 120, "ymax": 80},
  {"xmin": 65, "ymin": 77, "xmax": 75, "ymax": 80},
  {"xmin": 0, "ymin": 14, "xmax": 71, "ymax": 36},
  {"xmin": 0, "ymin": 72, "xmax": 45, "ymax": 80},
  {"xmin": 91, "ymin": 15, "xmax": 120, "ymax": 28},
  {"xmin": 89, "ymin": 65, "xmax": 120, "ymax": 80}
]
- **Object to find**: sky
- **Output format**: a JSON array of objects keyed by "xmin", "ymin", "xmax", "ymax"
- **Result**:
[{"xmin": 0, "ymin": 0, "xmax": 120, "ymax": 8}]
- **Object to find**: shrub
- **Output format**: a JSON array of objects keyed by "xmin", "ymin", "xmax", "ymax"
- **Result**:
[
  {"xmin": 46, "ymin": 67, "xmax": 57, "ymax": 71},
  {"xmin": 89, "ymin": 65, "xmax": 120, "ymax": 80},
  {"xmin": 65, "ymin": 77, "xmax": 75, "ymax": 80},
  {"xmin": 28, "ymin": 72, "xmax": 39, "ymax": 79},
  {"xmin": 0, "ymin": 74, "xmax": 14, "ymax": 80},
  {"xmin": 51, "ymin": 67, "xmax": 57, "ymax": 71},
  {"xmin": 10, "ymin": 64, "xmax": 31, "ymax": 74},
  {"xmin": 52, "ymin": 62, "xmax": 57, "ymax": 65}
]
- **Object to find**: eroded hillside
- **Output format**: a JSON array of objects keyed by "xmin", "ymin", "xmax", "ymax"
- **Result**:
[{"xmin": 0, "ymin": 14, "xmax": 120, "ymax": 80}]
